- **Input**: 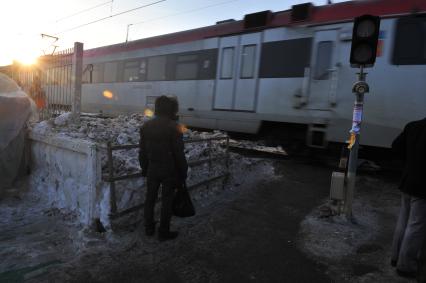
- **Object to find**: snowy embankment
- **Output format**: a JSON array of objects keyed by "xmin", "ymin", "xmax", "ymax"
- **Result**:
[{"xmin": 29, "ymin": 113, "xmax": 254, "ymax": 229}]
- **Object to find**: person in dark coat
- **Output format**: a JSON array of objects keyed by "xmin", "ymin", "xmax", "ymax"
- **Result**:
[
  {"xmin": 139, "ymin": 96, "xmax": 188, "ymax": 241},
  {"xmin": 391, "ymin": 118, "xmax": 426, "ymax": 278}
]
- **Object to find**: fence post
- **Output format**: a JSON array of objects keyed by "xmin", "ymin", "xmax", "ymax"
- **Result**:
[
  {"xmin": 107, "ymin": 142, "xmax": 117, "ymax": 215},
  {"xmin": 71, "ymin": 42, "xmax": 83, "ymax": 123},
  {"xmin": 223, "ymin": 135, "xmax": 230, "ymax": 189}
]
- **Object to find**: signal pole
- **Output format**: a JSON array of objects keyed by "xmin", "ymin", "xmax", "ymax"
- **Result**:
[
  {"xmin": 344, "ymin": 66, "xmax": 368, "ymax": 220},
  {"xmin": 339, "ymin": 14, "xmax": 380, "ymax": 220}
]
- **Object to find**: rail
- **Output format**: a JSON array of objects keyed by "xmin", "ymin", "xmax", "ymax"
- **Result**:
[{"xmin": 104, "ymin": 135, "xmax": 230, "ymax": 220}]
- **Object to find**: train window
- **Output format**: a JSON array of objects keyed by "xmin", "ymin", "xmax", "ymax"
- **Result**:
[
  {"xmin": 178, "ymin": 54, "xmax": 197, "ymax": 62},
  {"xmin": 424, "ymin": 21, "xmax": 426, "ymax": 59},
  {"xmin": 259, "ymin": 38, "xmax": 312, "ymax": 78},
  {"xmin": 92, "ymin": 64, "xmax": 103, "ymax": 83},
  {"xmin": 82, "ymin": 65, "xmax": 90, "ymax": 84},
  {"xmin": 123, "ymin": 61, "xmax": 140, "ymax": 82},
  {"xmin": 393, "ymin": 16, "xmax": 426, "ymax": 65},
  {"xmin": 314, "ymin": 41, "xmax": 333, "ymax": 80},
  {"xmin": 140, "ymin": 60, "xmax": 147, "ymax": 75},
  {"xmin": 104, "ymin": 62, "xmax": 118, "ymax": 83},
  {"xmin": 221, "ymin": 47, "xmax": 234, "ymax": 79},
  {"xmin": 82, "ymin": 64, "xmax": 94, "ymax": 84},
  {"xmin": 147, "ymin": 56, "xmax": 166, "ymax": 81},
  {"xmin": 240, "ymin": 45, "xmax": 257, "ymax": 79},
  {"xmin": 175, "ymin": 54, "xmax": 198, "ymax": 80}
]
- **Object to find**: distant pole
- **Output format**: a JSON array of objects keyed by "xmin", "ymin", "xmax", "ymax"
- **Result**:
[
  {"xmin": 72, "ymin": 42, "xmax": 83, "ymax": 123},
  {"xmin": 125, "ymin": 24, "xmax": 133, "ymax": 43},
  {"xmin": 344, "ymin": 65, "xmax": 369, "ymax": 220}
]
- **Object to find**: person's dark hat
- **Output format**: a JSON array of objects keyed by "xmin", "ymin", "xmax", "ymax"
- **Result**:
[{"xmin": 155, "ymin": 96, "xmax": 177, "ymax": 119}]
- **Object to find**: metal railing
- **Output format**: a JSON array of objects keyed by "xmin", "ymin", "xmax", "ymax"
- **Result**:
[
  {"xmin": 104, "ymin": 135, "xmax": 230, "ymax": 220},
  {"xmin": 1, "ymin": 42, "xmax": 83, "ymax": 121}
]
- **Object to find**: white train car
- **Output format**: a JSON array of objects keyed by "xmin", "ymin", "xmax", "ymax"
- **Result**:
[{"xmin": 81, "ymin": 0, "xmax": 426, "ymax": 148}]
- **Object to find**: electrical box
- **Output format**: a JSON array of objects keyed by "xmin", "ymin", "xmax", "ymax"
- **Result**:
[{"xmin": 330, "ymin": 171, "xmax": 346, "ymax": 200}]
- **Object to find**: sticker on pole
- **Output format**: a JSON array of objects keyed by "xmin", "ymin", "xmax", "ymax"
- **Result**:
[
  {"xmin": 347, "ymin": 132, "xmax": 356, "ymax": 149},
  {"xmin": 350, "ymin": 102, "xmax": 363, "ymax": 134}
]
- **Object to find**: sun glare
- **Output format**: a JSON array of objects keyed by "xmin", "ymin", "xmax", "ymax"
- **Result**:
[
  {"xmin": 13, "ymin": 46, "xmax": 40, "ymax": 66},
  {"xmin": 15, "ymin": 55, "xmax": 38, "ymax": 66}
]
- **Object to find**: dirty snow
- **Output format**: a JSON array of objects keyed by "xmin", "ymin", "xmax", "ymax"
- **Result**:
[
  {"xmin": 298, "ymin": 175, "xmax": 414, "ymax": 282},
  {"xmin": 0, "ymin": 154, "xmax": 276, "ymax": 282}
]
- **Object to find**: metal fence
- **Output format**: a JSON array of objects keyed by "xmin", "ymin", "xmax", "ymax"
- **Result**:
[
  {"xmin": 104, "ymin": 136, "xmax": 230, "ymax": 220},
  {"xmin": 1, "ymin": 42, "xmax": 83, "ymax": 121}
]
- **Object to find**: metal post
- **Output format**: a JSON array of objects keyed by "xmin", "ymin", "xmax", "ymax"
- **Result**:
[
  {"xmin": 344, "ymin": 66, "xmax": 368, "ymax": 220},
  {"xmin": 207, "ymin": 140, "xmax": 213, "ymax": 190},
  {"xmin": 125, "ymin": 24, "xmax": 133, "ymax": 43},
  {"xmin": 71, "ymin": 42, "xmax": 83, "ymax": 123},
  {"xmin": 107, "ymin": 142, "xmax": 117, "ymax": 215},
  {"xmin": 224, "ymin": 135, "xmax": 230, "ymax": 189}
]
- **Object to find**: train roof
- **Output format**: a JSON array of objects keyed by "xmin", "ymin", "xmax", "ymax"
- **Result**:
[{"xmin": 84, "ymin": 0, "xmax": 426, "ymax": 58}]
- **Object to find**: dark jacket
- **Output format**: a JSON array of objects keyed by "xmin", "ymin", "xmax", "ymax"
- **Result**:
[
  {"xmin": 139, "ymin": 117, "xmax": 188, "ymax": 182},
  {"xmin": 392, "ymin": 118, "xmax": 426, "ymax": 199}
]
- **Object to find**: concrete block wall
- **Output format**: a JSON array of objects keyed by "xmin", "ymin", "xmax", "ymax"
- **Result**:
[{"xmin": 29, "ymin": 132, "xmax": 102, "ymax": 226}]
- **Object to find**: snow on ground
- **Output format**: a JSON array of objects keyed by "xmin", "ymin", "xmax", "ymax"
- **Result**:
[
  {"xmin": 298, "ymin": 175, "xmax": 414, "ymax": 282},
  {"xmin": 0, "ymin": 155, "xmax": 276, "ymax": 282}
]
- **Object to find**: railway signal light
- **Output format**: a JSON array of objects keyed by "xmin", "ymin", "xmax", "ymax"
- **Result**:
[{"xmin": 350, "ymin": 15, "xmax": 381, "ymax": 67}]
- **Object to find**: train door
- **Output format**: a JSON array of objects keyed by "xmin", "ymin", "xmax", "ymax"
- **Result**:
[
  {"xmin": 234, "ymin": 33, "xmax": 261, "ymax": 111},
  {"xmin": 214, "ymin": 36, "xmax": 239, "ymax": 110},
  {"xmin": 307, "ymin": 29, "xmax": 339, "ymax": 110},
  {"xmin": 213, "ymin": 33, "xmax": 261, "ymax": 111}
]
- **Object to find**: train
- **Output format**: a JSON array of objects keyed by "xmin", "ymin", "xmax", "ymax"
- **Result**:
[{"xmin": 79, "ymin": 0, "xmax": 426, "ymax": 148}]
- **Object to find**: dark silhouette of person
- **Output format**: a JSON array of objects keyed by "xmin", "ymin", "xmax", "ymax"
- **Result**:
[
  {"xmin": 139, "ymin": 96, "xmax": 187, "ymax": 241},
  {"xmin": 391, "ymin": 117, "xmax": 426, "ymax": 278}
]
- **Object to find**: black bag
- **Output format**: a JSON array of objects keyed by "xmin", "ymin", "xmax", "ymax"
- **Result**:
[{"xmin": 172, "ymin": 184, "xmax": 195, "ymax": 217}]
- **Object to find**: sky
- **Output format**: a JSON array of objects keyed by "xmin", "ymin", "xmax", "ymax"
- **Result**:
[{"xmin": 0, "ymin": 0, "xmax": 348, "ymax": 66}]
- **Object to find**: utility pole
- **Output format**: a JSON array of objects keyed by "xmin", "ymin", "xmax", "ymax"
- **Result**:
[{"xmin": 125, "ymin": 24, "xmax": 133, "ymax": 43}]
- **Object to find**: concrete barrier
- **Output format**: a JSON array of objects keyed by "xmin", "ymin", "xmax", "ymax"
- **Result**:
[{"xmin": 29, "ymin": 132, "xmax": 102, "ymax": 226}]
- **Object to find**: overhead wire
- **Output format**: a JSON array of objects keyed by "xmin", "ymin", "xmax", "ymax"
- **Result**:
[
  {"xmin": 55, "ymin": 0, "xmax": 113, "ymax": 23},
  {"xmin": 130, "ymin": 0, "xmax": 240, "ymax": 27},
  {"xmin": 55, "ymin": 0, "xmax": 167, "ymax": 35}
]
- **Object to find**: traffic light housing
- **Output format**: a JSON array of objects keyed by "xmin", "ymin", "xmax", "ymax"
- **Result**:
[{"xmin": 350, "ymin": 15, "xmax": 381, "ymax": 68}]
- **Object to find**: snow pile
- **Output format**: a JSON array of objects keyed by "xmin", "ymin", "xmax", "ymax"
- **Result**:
[
  {"xmin": 53, "ymin": 112, "xmax": 73, "ymax": 126},
  {"xmin": 31, "ymin": 113, "xmax": 229, "ymax": 179},
  {"xmin": 30, "ymin": 113, "xmax": 233, "ymax": 226},
  {"xmin": 229, "ymin": 139, "xmax": 287, "ymax": 156}
]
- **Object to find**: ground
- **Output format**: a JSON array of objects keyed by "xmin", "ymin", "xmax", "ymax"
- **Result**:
[{"xmin": 0, "ymin": 153, "xmax": 416, "ymax": 283}]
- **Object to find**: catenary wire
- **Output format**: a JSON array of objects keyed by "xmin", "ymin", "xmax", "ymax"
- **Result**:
[
  {"xmin": 55, "ymin": 0, "xmax": 166, "ymax": 35},
  {"xmin": 55, "ymin": 0, "xmax": 113, "ymax": 23},
  {"xmin": 130, "ymin": 0, "xmax": 240, "ymax": 27}
]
